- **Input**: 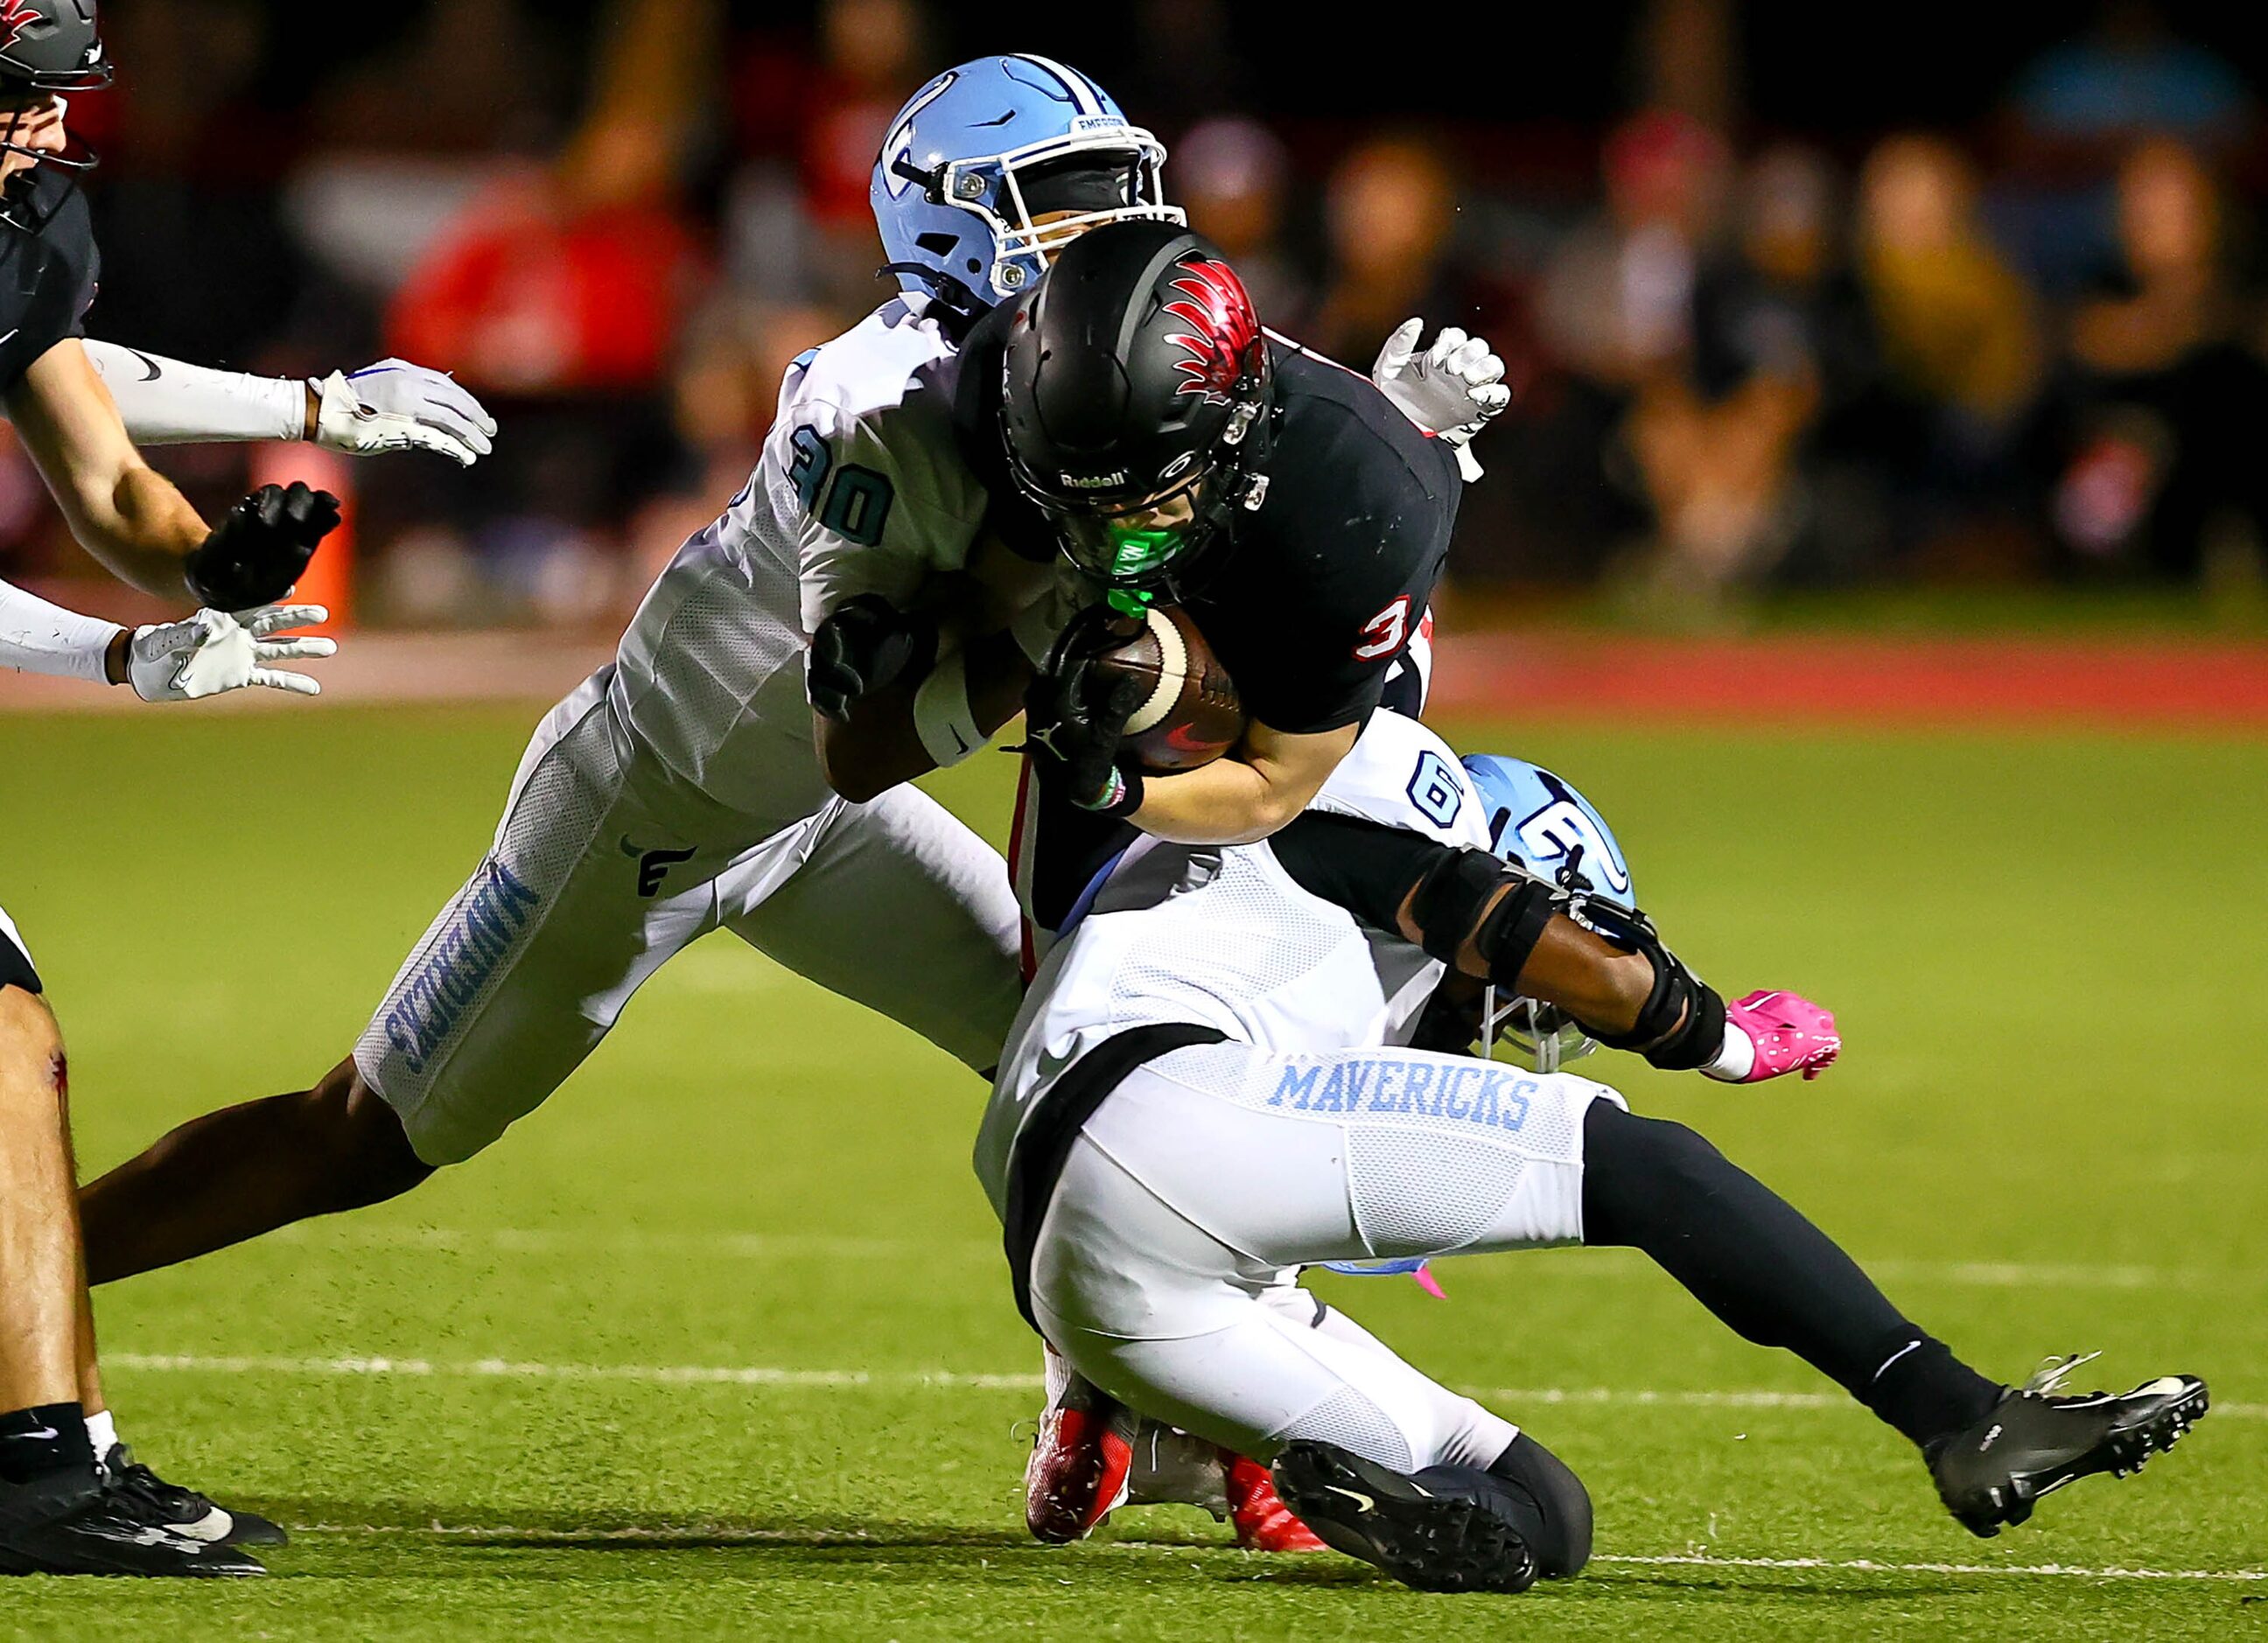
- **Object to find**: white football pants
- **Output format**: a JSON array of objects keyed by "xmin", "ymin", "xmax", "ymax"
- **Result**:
[{"xmin": 1028, "ymin": 1038, "xmax": 1624, "ymax": 1474}]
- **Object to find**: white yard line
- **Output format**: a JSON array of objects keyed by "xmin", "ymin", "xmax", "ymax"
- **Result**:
[
  {"xmin": 272, "ymin": 1522, "xmax": 2266, "ymax": 1583},
  {"xmin": 101, "ymin": 1351, "xmax": 2268, "ymax": 1422},
  {"xmin": 253, "ymin": 1225, "xmax": 2250, "ymax": 1294},
  {"xmin": 1587, "ymin": 1553, "xmax": 2265, "ymax": 1584}
]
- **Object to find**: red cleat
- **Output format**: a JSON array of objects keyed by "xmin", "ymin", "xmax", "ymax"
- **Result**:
[
  {"xmin": 1026, "ymin": 1366, "xmax": 1138, "ymax": 1543},
  {"xmin": 1224, "ymin": 1451, "xmax": 1327, "ymax": 1552}
]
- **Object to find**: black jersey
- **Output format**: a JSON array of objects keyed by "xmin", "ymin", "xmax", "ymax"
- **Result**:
[
  {"xmin": 958, "ymin": 306, "xmax": 1463, "ymax": 936},
  {"xmin": 0, "ymin": 169, "xmax": 100, "ymax": 394},
  {"xmin": 958, "ymin": 313, "xmax": 1460, "ymax": 735}
]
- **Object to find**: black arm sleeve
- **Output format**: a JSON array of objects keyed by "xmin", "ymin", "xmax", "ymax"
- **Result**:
[
  {"xmin": 1267, "ymin": 811, "xmax": 1558, "ymax": 982},
  {"xmin": 1266, "ymin": 811, "xmax": 1446, "ymax": 934}
]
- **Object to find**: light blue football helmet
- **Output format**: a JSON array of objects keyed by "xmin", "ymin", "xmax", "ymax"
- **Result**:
[
  {"xmin": 870, "ymin": 54, "xmax": 1183, "ymax": 311},
  {"xmin": 1462, "ymin": 755, "xmax": 1638, "ymax": 1073}
]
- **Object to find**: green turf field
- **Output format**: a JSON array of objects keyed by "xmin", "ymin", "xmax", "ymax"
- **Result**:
[{"xmin": 1, "ymin": 704, "xmax": 2260, "ymax": 1639}]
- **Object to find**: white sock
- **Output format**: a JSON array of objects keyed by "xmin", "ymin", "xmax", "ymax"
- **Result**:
[{"xmin": 85, "ymin": 1409, "xmax": 119, "ymax": 1460}]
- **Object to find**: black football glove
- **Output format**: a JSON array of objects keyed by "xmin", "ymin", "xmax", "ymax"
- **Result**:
[
  {"xmin": 1023, "ymin": 606, "xmax": 1146, "ymax": 814},
  {"xmin": 807, "ymin": 593, "xmax": 937, "ymax": 721},
  {"xmin": 183, "ymin": 482, "xmax": 343, "ymax": 612}
]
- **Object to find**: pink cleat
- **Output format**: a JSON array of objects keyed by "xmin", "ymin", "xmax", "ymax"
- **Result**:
[{"xmin": 1718, "ymin": 989, "xmax": 1840, "ymax": 1082}]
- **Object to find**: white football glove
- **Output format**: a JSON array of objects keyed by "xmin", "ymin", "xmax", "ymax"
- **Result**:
[
  {"xmin": 126, "ymin": 605, "xmax": 337, "ymax": 703},
  {"xmin": 1371, "ymin": 319, "xmax": 1511, "ymax": 482},
  {"xmin": 312, "ymin": 359, "xmax": 496, "ymax": 467}
]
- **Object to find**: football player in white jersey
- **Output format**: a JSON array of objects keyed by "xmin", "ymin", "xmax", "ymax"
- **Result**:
[
  {"xmin": 63, "ymin": 60, "xmax": 1177, "ymax": 1268},
  {"xmin": 74, "ymin": 58, "xmax": 1494, "ymax": 1272},
  {"xmin": 981, "ymin": 712, "xmax": 2207, "ymax": 1592}
]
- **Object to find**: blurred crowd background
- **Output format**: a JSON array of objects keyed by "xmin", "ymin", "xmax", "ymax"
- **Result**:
[{"xmin": 8, "ymin": 0, "xmax": 2268, "ymax": 630}]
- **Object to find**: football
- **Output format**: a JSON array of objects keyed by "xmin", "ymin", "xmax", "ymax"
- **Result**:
[{"xmin": 1090, "ymin": 604, "xmax": 1248, "ymax": 773}]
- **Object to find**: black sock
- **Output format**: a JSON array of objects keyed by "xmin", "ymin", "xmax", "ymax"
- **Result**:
[
  {"xmin": 0, "ymin": 1402, "xmax": 94, "ymax": 1486},
  {"xmin": 1861, "ymin": 1331, "xmax": 2006, "ymax": 1450},
  {"xmin": 1580, "ymin": 1103, "xmax": 1998, "ymax": 1450}
]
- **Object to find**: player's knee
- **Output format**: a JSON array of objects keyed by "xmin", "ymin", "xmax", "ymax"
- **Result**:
[
  {"xmin": 1488, "ymin": 1431, "xmax": 1592, "ymax": 1578},
  {"xmin": 303, "ymin": 1061, "xmax": 434, "ymax": 1208},
  {"xmin": 0, "ymin": 983, "xmax": 66, "ymax": 1119},
  {"xmin": 1582, "ymin": 1103, "xmax": 1727, "ymax": 1247}
]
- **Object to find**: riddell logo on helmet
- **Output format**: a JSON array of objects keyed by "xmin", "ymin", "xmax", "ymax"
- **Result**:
[
  {"xmin": 1163, "ymin": 258, "xmax": 1260, "ymax": 403},
  {"xmin": 1059, "ymin": 470, "xmax": 1128, "ymax": 489}
]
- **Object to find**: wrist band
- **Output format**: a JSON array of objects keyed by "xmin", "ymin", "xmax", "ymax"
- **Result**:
[
  {"xmin": 1074, "ymin": 763, "xmax": 1144, "ymax": 817},
  {"xmin": 913, "ymin": 648, "xmax": 984, "ymax": 768},
  {"xmin": 1703, "ymin": 1019, "xmax": 1757, "ymax": 1081}
]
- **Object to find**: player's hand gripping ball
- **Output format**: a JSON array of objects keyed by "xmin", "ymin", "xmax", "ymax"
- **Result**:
[
  {"xmin": 1026, "ymin": 604, "xmax": 1247, "ymax": 812},
  {"xmin": 183, "ymin": 481, "xmax": 344, "ymax": 612},
  {"xmin": 1086, "ymin": 604, "xmax": 1246, "ymax": 773}
]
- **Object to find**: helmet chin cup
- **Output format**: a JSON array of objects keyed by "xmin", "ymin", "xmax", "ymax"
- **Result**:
[{"xmin": 1480, "ymin": 986, "xmax": 1599, "ymax": 1074}]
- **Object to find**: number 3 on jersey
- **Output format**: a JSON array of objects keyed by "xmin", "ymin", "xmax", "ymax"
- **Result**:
[
  {"xmin": 789, "ymin": 425, "xmax": 895, "ymax": 547},
  {"xmin": 1354, "ymin": 594, "xmax": 1411, "ymax": 661}
]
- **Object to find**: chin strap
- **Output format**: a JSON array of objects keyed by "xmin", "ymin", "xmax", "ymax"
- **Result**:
[{"xmin": 877, "ymin": 262, "xmax": 988, "ymax": 339}]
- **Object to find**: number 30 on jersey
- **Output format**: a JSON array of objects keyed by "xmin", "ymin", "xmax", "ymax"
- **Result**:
[{"xmin": 789, "ymin": 425, "xmax": 896, "ymax": 547}]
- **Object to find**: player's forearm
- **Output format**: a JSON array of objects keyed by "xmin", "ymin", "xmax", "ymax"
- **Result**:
[
  {"xmin": 1505, "ymin": 918, "xmax": 1656, "ymax": 1037},
  {"xmin": 0, "ymin": 577, "xmax": 125, "ymax": 686},
  {"xmin": 80, "ymin": 341, "xmax": 312, "ymax": 447},
  {"xmin": 1130, "ymin": 718, "xmax": 1357, "ymax": 846},
  {"xmin": 73, "ymin": 464, "xmax": 211, "ymax": 599},
  {"xmin": 816, "ymin": 629, "xmax": 1029, "ymax": 804},
  {"xmin": 1127, "ymin": 754, "xmax": 1305, "ymax": 845},
  {"xmin": 6, "ymin": 341, "xmax": 212, "ymax": 599}
]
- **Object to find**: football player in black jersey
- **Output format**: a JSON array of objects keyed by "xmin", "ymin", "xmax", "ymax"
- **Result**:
[
  {"xmin": 796, "ymin": 222, "xmax": 1507, "ymax": 1545},
  {"xmin": 808, "ymin": 222, "xmax": 1505, "ymax": 938},
  {"xmin": 2, "ymin": 1, "xmax": 486, "ymax": 1577},
  {"xmin": 805, "ymin": 220, "xmax": 1508, "ymax": 957}
]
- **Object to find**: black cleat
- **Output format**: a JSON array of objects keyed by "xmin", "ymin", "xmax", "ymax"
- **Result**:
[
  {"xmin": 1, "ymin": 1472, "xmax": 265, "ymax": 1577},
  {"xmin": 99, "ymin": 1444, "xmax": 288, "ymax": 1547},
  {"xmin": 1928, "ymin": 1353, "xmax": 2208, "ymax": 1538},
  {"xmin": 1270, "ymin": 1442, "xmax": 1539, "ymax": 1594}
]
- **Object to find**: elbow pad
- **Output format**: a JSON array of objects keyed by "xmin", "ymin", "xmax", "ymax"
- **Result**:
[
  {"xmin": 1407, "ymin": 848, "xmax": 1559, "ymax": 982},
  {"xmin": 1587, "ymin": 945, "xmax": 1728, "ymax": 1071}
]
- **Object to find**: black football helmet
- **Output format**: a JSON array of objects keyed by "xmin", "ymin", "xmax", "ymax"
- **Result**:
[
  {"xmin": 2, "ymin": 0, "xmax": 109, "ymax": 231},
  {"xmin": 0, "ymin": 0, "xmax": 109, "ymax": 97},
  {"xmin": 999, "ymin": 220, "xmax": 1273, "ymax": 598}
]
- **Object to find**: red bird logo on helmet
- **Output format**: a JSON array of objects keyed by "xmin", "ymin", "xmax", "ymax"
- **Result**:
[
  {"xmin": 1162, "ymin": 256, "xmax": 1260, "ymax": 403},
  {"xmin": 0, "ymin": 0, "xmax": 36, "ymax": 54}
]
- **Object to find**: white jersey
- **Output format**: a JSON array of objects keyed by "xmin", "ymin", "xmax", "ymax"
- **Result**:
[
  {"xmin": 976, "ymin": 711, "xmax": 1494, "ymax": 1211},
  {"xmin": 608, "ymin": 296, "xmax": 990, "ymax": 825}
]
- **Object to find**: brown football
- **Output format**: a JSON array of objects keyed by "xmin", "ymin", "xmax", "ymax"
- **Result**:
[{"xmin": 1091, "ymin": 604, "xmax": 1248, "ymax": 773}]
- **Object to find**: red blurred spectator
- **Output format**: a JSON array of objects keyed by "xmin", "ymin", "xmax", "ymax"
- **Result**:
[
  {"xmin": 727, "ymin": 0, "xmax": 927, "ymax": 304},
  {"xmin": 387, "ymin": 125, "xmax": 704, "ymax": 396}
]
